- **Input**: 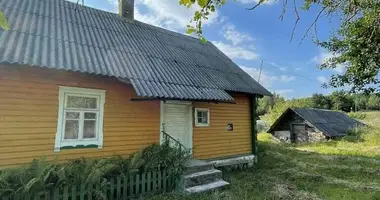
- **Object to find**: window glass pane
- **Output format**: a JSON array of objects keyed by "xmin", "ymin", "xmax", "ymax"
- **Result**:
[
  {"xmin": 65, "ymin": 112, "xmax": 80, "ymax": 119},
  {"xmin": 64, "ymin": 120, "xmax": 79, "ymax": 139},
  {"xmin": 66, "ymin": 96, "xmax": 97, "ymax": 109},
  {"xmin": 197, "ymin": 117, "xmax": 203, "ymax": 124},
  {"xmin": 84, "ymin": 112, "xmax": 96, "ymax": 119},
  {"xmin": 83, "ymin": 120, "xmax": 96, "ymax": 138}
]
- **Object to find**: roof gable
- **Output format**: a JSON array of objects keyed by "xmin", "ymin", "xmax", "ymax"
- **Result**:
[{"xmin": 0, "ymin": 0, "xmax": 272, "ymax": 102}]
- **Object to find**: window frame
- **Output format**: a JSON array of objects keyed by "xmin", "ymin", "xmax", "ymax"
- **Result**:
[
  {"xmin": 54, "ymin": 86, "xmax": 106, "ymax": 152},
  {"xmin": 194, "ymin": 108, "xmax": 210, "ymax": 127}
]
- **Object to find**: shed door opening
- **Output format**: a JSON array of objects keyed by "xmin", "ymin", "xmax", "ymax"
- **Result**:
[{"xmin": 292, "ymin": 124, "xmax": 307, "ymax": 143}]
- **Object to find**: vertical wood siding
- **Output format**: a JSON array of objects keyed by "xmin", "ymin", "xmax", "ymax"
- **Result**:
[
  {"xmin": 192, "ymin": 94, "xmax": 252, "ymax": 159},
  {"xmin": 0, "ymin": 65, "xmax": 160, "ymax": 168}
]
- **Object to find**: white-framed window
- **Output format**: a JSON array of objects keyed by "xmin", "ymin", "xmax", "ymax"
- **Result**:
[
  {"xmin": 195, "ymin": 108, "xmax": 210, "ymax": 127},
  {"xmin": 54, "ymin": 86, "xmax": 106, "ymax": 152}
]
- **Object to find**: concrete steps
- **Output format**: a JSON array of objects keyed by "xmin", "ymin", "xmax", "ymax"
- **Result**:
[
  {"xmin": 184, "ymin": 160, "xmax": 229, "ymax": 194},
  {"xmin": 185, "ymin": 180, "xmax": 230, "ymax": 193}
]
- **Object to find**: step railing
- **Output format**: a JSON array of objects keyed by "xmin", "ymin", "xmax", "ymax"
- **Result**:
[{"xmin": 162, "ymin": 131, "xmax": 188, "ymax": 152}]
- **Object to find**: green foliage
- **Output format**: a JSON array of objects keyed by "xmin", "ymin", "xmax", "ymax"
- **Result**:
[
  {"xmin": 266, "ymin": 97, "xmax": 313, "ymax": 125},
  {"xmin": 257, "ymin": 93, "xmax": 284, "ymax": 116},
  {"xmin": 0, "ymin": 143, "xmax": 190, "ymax": 198},
  {"xmin": 310, "ymin": 93, "xmax": 331, "ymax": 109},
  {"xmin": 0, "ymin": 11, "xmax": 8, "ymax": 30},
  {"xmin": 130, "ymin": 142, "xmax": 191, "ymax": 178},
  {"xmin": 367, "ymin": 95, "xmax": 380, "ymax": 110},
  {"xmin": 342, "ymin": 127, "xmax": 366, "ymax": 142},
  {"xmin": 329, "ymin": 91, "xmax": 354, "ymax": 112},
  {"xmin": 318, "ymin": 1, "xmax": 380, "ymax": 93},
  {"xmin": 347, "ymin": 112, "xmax": 367, "ymax": 120}
]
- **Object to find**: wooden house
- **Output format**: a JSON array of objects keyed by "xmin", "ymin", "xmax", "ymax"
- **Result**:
[{"xmin": 0, "ymin": 0, "xmax": 271, "ymax": 172}]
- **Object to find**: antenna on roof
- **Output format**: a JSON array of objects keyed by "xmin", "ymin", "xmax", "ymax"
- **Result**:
[
  {"xmin": 258, "ymin": 60, "xmax": 263, "ymax": 83},
  {"xmin": 74, "ymin": 0, "xmax": 84, "ymax": 11}
]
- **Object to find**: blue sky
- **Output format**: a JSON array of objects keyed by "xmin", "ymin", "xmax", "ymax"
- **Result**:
[{"xmin": 70, "ymin": 0, "xmax": 343, "ymax": 98}]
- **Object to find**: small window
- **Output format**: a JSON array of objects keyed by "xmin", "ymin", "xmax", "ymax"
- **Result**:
[
  {"xmin": 195, "ymin": 108, "xmax": 210, "ymax": 127},
  {"xmin": 55, "ymin": 87, "xmax": 106, "ymax": 152}
]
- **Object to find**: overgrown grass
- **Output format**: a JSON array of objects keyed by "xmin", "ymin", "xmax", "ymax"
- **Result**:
[{"xmin": 146, "ymin": 112, "xmax": 380, "ymax": 200}]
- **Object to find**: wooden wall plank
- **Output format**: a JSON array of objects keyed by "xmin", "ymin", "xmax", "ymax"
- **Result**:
[
  {"xmin": 192, "ymin": 94, "xmax": 252, "ymax": 159},
  {"xmin": 0, "ymin": 65, "xmax": 160, "ymax": 168}
]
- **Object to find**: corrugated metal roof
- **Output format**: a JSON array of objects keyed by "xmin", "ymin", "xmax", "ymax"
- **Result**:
[
  {"xmin": 0, "ymin": 0, "xmax": 272, "ymax": 101},
  {"xmin": 130, "ymin": 79, "xmax": 234, "ymax": 102},
  {"xmin": 269, "ymin": 108, "xmax": 365, "ymax": 137}
]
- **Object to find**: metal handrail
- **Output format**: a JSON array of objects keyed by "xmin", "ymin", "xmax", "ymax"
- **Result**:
[{"xmin": 162, "ymin": 131, "xmax": 188, "ymax": 152}]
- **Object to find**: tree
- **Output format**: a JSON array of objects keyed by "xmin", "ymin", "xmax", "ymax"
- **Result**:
[
  {"xmin": 181, "ymin": 0, "xmax": 380, "ymax": 92},
  {"xmin": 319, "ymin": 2, "xmax": 380, "ymax": 93},
  {"xmin": 329, "ymin": 91, "xmax": 353, "ymax": 112},
  {"xmin": 354, "ymin": 94, "xmax": 369, "ymax": 111},
  {"xmin": 0, "ymin": 11, "xmax": 9, "ymax": 30},
  {"xmin": 310, "ymin": 93, "xmax": 331, "ymax": 109},
  {"xmin": 367, "ymin": 94, "xmax": 380, "ymax": 110},
  {"xmin": 257, "ymin": 92, "xmax": 285, "ymax": 115}
]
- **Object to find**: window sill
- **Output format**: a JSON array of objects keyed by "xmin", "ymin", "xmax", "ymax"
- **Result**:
[
  {"xmin": 195, "ymin": 124, "xmax": 210, "ymax": 127},
  {"xmin": 59, "ymin": 144, "xmax": 99, "ymax": 150}
]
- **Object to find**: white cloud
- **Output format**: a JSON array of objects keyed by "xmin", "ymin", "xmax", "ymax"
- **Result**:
[
  {"xmin": 134, "ymin": 0, "xmax": 219, "ymax": 31},
  {"xmin": 270, "ymin": 62, "xmax": 287, "ymax": 71},
  {"xmin": 213, "ymin": 41, "xmax": 259, "ymax": 60},
  {"xmin": 317, "ymin": 76, "xmax": 328, "ymax": 84},
  {"xmin": 222, "ymin": 24, "xmax": 254, "ymax": 45},
  {"xmin": 279, "ymin": 75, "xmax": 295, "ymax": 82},
  {"xmin": 275, "ymin": 89, "xmax": 294, "ymax": 96},
  {"xmin": 239, "ymin": 65, "xmax": 295, "ymax": 89},
  {"xmin": 294, "ymin": 67, "xmax": 303, "ymax": 71},
  {"xmin": 310, "ymin": 49, "xmax": 346, "ymax": 74},
  {"xmin": 104, "ymin": 0, "xmax": 219, "ymax": 31}
]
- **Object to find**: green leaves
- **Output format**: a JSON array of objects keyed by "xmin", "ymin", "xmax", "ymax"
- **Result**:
[
  {"xmin": 0, "ymin": 10, "xmax": 9, "ymax": 30},
  {"xmin": 179, "ymin": 0, "xmax": 196, "ymax": 8},
  {"xmin": 197, "ymin": 0, "xmax": 208, "ymax": 7}
]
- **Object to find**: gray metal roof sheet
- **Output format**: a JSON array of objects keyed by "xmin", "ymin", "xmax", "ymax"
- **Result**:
[{"xmin": 0, "ymin": 0, "xmax": 272, "ymax": 101}]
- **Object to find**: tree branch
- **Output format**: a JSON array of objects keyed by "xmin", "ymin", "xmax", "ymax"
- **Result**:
[
  {"xmin": 246, "ymin": 0, "xmax": 265, "ymax": 10},
  {"xmin": 299, "ymin": 6, "xmax": 327, "ymax": 44},
  {"xmin": 279, "ymin": 0, "xmax": 288, "ymax": 20},
  {"xmin": 289, "ymin": 0, "xmax": 300, "ymax": 42}
]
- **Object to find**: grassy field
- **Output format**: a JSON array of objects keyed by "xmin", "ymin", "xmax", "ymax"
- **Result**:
[{"xmin": 146, "ymin": 112, "xmax": 380, "ymax": 200}]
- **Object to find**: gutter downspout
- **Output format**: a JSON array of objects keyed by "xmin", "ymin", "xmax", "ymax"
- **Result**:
[{"xmin": 249, "ymin": 95, "xmax": 258, "ymax": 163}]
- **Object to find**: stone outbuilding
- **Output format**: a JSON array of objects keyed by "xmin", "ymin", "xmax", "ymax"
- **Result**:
[{"xmin": 268, "ymin": 108, "xmax": 365, "ymax": 143}]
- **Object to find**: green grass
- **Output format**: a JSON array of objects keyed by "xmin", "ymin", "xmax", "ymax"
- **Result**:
[{"xmin": 145, "ymin": 111, "xmax": 380, "ymax": 200}]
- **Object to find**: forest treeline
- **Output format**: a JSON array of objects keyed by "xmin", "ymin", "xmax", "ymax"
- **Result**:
[{"xmin": 258, "ymin": 91, "xmax": 380, "ymax": 123}]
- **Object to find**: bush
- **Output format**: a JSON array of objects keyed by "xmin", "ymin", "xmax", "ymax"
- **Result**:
[
  {"xmin": 256, "ymin": 120, "xmax": 270, "ymax": 133},
  {"xmin": 0, "ymin": 142, "xmax": 191, "ymax": 199},
  {"xmin": 130, "ymin": 142, "xmax": 191, "ymax": 178},
  {"xmin": 342, "ymin": 127, "xmax": 365, "ymax": 142},
  {"xmin": 347, "ymin": 112, "xmax": 367, "ymax": 120}
]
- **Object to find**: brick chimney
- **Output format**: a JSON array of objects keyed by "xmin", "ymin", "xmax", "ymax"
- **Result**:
[{"xmin": 119, "ymin": 0, "xmax": 134, "ymax": 20}]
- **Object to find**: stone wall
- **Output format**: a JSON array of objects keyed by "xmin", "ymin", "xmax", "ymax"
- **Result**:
[
  {"xmin": 273, "ymin": 131, "xmax": 291, "ymax": 143},
  {"xmin": 307, "ymin": 126, "xmax": 327, "ymax": 142}
]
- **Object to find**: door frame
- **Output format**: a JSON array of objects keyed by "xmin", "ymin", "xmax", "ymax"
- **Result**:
[
  {"xmin": 290, "ymin": 123, "xmax": 306, "ymax": 143},
  {"xmin": 159, "ymin": 101, "xmax": 193, "ymax": 152}
]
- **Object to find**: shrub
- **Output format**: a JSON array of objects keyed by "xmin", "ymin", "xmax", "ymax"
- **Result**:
[
  {"xmin": 347, "ymin": 112, "xmax": 367, "ymax": 120},
  {"xmin": 130, "ymin": 142, "xmax": 191, "ymax": 178},
  {"xmin": 257, "ymin": 120, "xmax": 270, "ymax": 133},
  {"xmin": 342, "ymin": 127, "xmax": 365, "ymax": 142},
  {"xmin": 0, "ymin": 142, "xmax": 191, "ymax": 199}
]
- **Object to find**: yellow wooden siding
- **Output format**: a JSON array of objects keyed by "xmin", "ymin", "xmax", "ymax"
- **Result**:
[
  {"xmin": 0, "ymin": 65, "xmax": 160, "ymax": 168},
  {"xmin": 193, "ymin": 94, "xmax": 252, "ymax": 159}
]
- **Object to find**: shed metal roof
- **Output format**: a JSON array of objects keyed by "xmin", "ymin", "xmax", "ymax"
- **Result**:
[
  {"xmin": 268, "ymin": 108, "xmax": 365, "ymax": 137},
  {"xmin": 0, "ymin": 0, "xmax": 271, "ymax": 102}
]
